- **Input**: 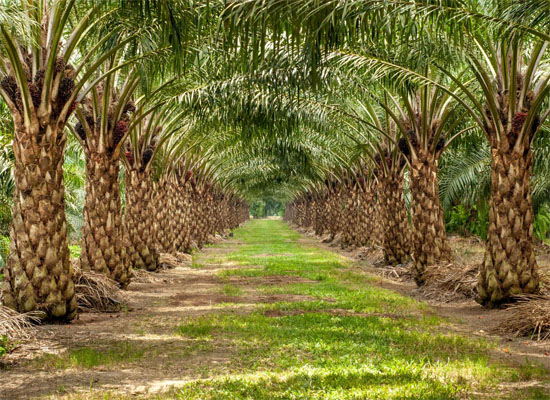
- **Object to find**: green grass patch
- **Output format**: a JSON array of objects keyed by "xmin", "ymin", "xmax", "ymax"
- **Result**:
[
  {"xmin": 34, "ymin": 341, "xmax": 144, "ymax": 369},
  {"xmin": 220, "ymin": 283, "xmax": 244, "ymax": 297},
  {"xmin": 176, "ymin": 317, "xmax": 215, "ymax": 339}
]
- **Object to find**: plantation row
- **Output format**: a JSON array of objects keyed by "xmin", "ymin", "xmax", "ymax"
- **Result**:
[
  {"xmin": 0, "ymin": 1, "xmax": 256, "ymax": 322},
  {"xmin": 3, "ymin": 153, "xmax": 249, "ymax": 320},
  {"xmin": 284, "ymin": 157, "xmax": 538, "ymax": 309}
]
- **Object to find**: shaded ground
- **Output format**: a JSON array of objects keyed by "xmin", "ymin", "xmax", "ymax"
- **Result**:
[{"xmin": 1, "ymin": 220, "xmax": 550, "ymax": 399}]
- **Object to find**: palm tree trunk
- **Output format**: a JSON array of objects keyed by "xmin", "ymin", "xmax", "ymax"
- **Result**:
[
  {"xmin": 165, "ymin": 180, "xmax": 179, "ymax": 252},
  {"xmin": 342, "ymin": 189, "xmax": 359, "ymax": 248},
  {"xmin": 172, "ymin": 184, "xmax": 187, "ymax": 253},
  {"xmin": 153, "ymin": 178, "xmax": 175, "ymax": 254},
  {"xmin": 124, "ymin": 169, "xmax": 158, "ymax": 271},
  {"xmin": 196, "ymin": 190, "xmax": 207, "ymax": 248},
  {"xmin": 477, "ymin": 140, "xmax": 539, "ymax": 307},
  {"xmin": 378, "ymin": 173, "xmax": 411, "ymax": 265},
  {"xmin": 359, "ymin": 185, "xmax": 376, "ymax": 247},
  {"xmin": 188, "ymin": 188, "xmax": 200, "ymax": 248},
  {"xmin": 80, "ymin": 151, "xmax": 130, "ymax": 287},
  {"xmin": 328, "ymin": 193, "xmax": 338, "ymax": 238},
  {"xmin": 181, "ymin": 185, "xmax": 193, "ymax": 253},
  {"xmin": 409, "ymin": 152, "xmax": 452, "ymax": 284},
  {"xmin": 1, "ymin": 123, "xmax": 77, "ymax": 320}
]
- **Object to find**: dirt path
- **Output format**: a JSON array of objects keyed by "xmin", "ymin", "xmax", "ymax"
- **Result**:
[{"xmin": 2, "ymin": 222, "xmax": 550, "ymax": 399}]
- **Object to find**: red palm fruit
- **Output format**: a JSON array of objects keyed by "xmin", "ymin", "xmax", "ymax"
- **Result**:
[
  {"xmin": 1, "ymin": 75, "xmax": 18, "ymax": 104},
  {"xmin": 125, "ymin": 151, "xmax": 134, "ymax": 166},
  {"xmin": 512, "ymin": 112, "xmax": 528, "ymax": 135}
]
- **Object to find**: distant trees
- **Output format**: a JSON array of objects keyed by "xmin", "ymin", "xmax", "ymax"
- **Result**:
[{"xmin": 250, "ymin": 199, "xmax": 284, "ymax": 218}]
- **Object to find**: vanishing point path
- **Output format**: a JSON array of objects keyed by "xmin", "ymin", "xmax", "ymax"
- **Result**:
[{"xmin": 2, "ymin": 219, "xmax": 550, "ymax": 399}]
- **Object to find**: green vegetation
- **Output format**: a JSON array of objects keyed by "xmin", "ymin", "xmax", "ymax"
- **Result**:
[
  {"xmin": 34, "ymin": 341, "xmax": 145, "ymax": 370},
  {"xmin": 68, "ymin": 245, "xmax": 82, "ymax": 260},
  {"xmin": 250, "ymin": 199, "xmax": 284, "ymax": 218},
  {"xmin": 0, "ymin": 334, "xmax": 8, "ymax": 358},
  {"xmin": 11, "ymin": 219, "xmax": 549, "ymax": 399},
  {"xmin": 220, "ymin": 284, "xmax": 244, "ymax": 297},
  {"xmin": 0, "ymin": 234, "xmax": 9, "ymax": 267},
  {"xmin": 2, "ymin": 1, "xmax": 550, "ymax": 397},
  {"xmin": 168, "ymin": 220, "xmax": 550, "ymax": 399}
]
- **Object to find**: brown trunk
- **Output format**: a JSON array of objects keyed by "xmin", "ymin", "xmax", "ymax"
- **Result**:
[
  {"xmin": 1, "ymin": 43, "xmax": 78, "ymax": 320},
  {"xmin": 153, "ymin": 178, "xmax": 175, "ymax": 254},
  {"xmin": 341, "ymin": 189, "xmax": 358, "ymax": 248},
  {"xmin": 188, "ymin": 186, "xmax": 200, "ymax": 248},
  {"xmin": 80, "ymin": 151, "xmax": 129, "ymax": 287},
  {"xmin": 1, "ymin": 122, "xmax": 76, "ymax": 320},
  {"xmin": 196, "ymin": 190, "xmax": 207, "ymax": 248},
  {"xmin": 165, "ymin": 180, "xmax": 179, "ymax": 252},
  {"xmin": 173, "ymin": 183, "xmax": 188, "ymax": 253},
  {"xmin": 181, "ymin": 185, "xmax": 193, "ymax": 252},
  {"xmin": 327, "ymin": 190, "xmax": 341, "ymax": 238},
  {"xmin": 359, "ymin": 183, "xmax": 378, "ymax": 247},
  {"xmin": 409, "ymin": 151, "xmax": 452, "ymax": 284},
  {"xmin": 477, "ymin": 138, "xmax": 539, "ymax": 307},
  {"xmin": 378, "ymin": 173, "xmax": 411, "ymax": 265},
  {"xmin": 124, "ymin": 169, "xmax": 158, "ymax": 271}
]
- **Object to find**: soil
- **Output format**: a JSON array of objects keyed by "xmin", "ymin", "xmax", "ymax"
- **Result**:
[{"xmin": 2, "ymin": 230, "xmax": 550, "ymax": 399}]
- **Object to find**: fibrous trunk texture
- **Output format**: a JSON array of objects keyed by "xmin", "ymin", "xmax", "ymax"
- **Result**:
[
  {"xmin": 179, "ymin": 185, "xmax": 193, "ymax": 253},
  {"xmin": 80, "ymin": 151, "xmax": 129, "ymax": 287},
  {"xmin": 366, "ymin": 182, "xmax": 383, "ymax": 248},
  {"xmin": 124, "ymin": 169, "xmax": 158, "ymax": 271},
  {"xmin": 172, "ymin": 184, "xmax": 188, "ymax": 253},
  {"xmin": 356, "ymin": 185, "xmax": 374, "ymax": 247},
  {"xmin": 409, "ymin": 152, "xmax": 452, "ymax": 285},
  {"xmin": 477, "ymin": 140, "xmax": 539, "ymax": 307},
  {"xmin": 1, "ymin": 123, "xmax": 77, "ymax": 321},
  {"xmin": 153, "ymin": 179, "xmax": 176, "ymax": 254},
  {"xmin": 378, "ymin": 174, "xmax": 411, "ymax": 265}
]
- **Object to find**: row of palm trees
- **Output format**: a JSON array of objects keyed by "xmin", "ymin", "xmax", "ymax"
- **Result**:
[
  {"xmin": 3, "ymin": 0, "xmax": 550, "ymax": 320},
  {"xmin": 0, "ymin": 1, "xmax": 251, "ymax": 321},
  {"xmin": 223, "ymin": 0, "xmax": 550, "ymax": 307}
]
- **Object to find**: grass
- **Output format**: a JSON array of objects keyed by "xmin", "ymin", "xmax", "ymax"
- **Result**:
[
  {"xmin": 220, "ymin": 283, "xmax": 244, "ymax": 297},
  {"xmin": 176, "ymin": 317, "xmax": 215, "ymax": 339},
  {"xmin": 29, "ymin": 220, "xmax": 550, "ymax": 399},
  {"xmin": 166, "ymin": 220, "xmax": 550, "ymax": 400},
  {"xmin": 35, "ymin": 341, "xmax": 145, "ymax": 369}
]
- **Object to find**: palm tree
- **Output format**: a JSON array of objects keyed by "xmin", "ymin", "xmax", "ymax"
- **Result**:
[
  {"xmin": 71, "ymin": 75, "xmax": 137, "ymax": 287},
  {"xmin": 0, "ymin": 0, "xmax": 225, "ymax": 317},
  {"xmin": 453, "ymin": 37, "xmax": 548, "ymax": 306},
  {"xmin": 122, "ymin": 105, "xmax": 173, "ymax": 271},
  {"xmin": 352, "ymin": 0, "xmax": 549, "ymax": 304},
  {"xmin": 0, "ymin": 1, "xmax": 112, "ymax": 320},
  {"xmin": 358, "ymin": 74, "xmax": 466, "ymax": 282},
  {"xmin": 346, "ymin": 96, "xmax": 412, "ymax": 264}
]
